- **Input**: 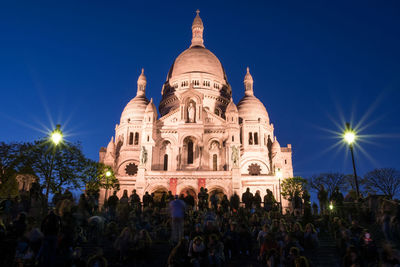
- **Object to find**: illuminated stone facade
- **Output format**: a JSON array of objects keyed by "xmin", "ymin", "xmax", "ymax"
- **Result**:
[{"xmin": 99, "ymin": 11, "xmax": 293, "ymax": 207}]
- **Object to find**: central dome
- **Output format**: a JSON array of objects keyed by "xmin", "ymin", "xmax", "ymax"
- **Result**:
[{"xmin": 167, "ymin": 46, "xmax": 226, "ymax": 81}]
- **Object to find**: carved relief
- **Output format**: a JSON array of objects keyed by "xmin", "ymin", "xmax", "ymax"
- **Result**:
[{"xmin": 248, "ymin": 163, "xmax": 261, "ymax": 175}]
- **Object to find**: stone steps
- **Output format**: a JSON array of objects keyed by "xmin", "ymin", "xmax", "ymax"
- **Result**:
[{"xmin": 307, "ymin": 234, "xmax": 341, "ymax": 267}]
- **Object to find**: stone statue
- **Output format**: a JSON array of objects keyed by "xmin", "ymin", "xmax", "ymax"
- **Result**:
[
  {"xmin": 231, "ymin": 146, "xmax": 239, "ymax": 167},
  {"xmin": 140, "ymin": 146, "xmax": 147, "ymax": 164},
  {"xmin": 187, "ymin": 102, "xmax": 196, "ymax": 122}
]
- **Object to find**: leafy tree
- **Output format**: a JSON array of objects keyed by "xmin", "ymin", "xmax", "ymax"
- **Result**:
[
  {"xmin": 0, "ymin": 142, "xmax": 34, "ymax": 198},
  {"xmin": 364, "ymin": 168, "xmax": 400, "ymax": 199},
  {"xmin": 0, "ymin": 173, "xmax": 19, "ymax": 198},
  {"xmin": 0, "ymin": 142, "xmax": 24, "ymax": 179},
  {"xmin": 83, "ymin": 160, "xmax": 119, "ymax": 195},
  {"xmin": 24, "ymin": 139, "xmax": 87, "ymax": 198},
  {"xmin": 308, "ymin": 172, "xmax": 349, "ymax": 198},
  {"xmin": 281, "ymin": 176, "xmax": 307, "ymax": 201}
]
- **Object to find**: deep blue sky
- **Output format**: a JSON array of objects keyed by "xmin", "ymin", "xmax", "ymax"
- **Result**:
[{"xmin": 1, "ymin": 0, "xmax": 399, "ymax": 179}]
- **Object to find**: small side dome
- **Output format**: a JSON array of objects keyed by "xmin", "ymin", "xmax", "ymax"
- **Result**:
[
  {"xmin": 120, "ymin": 96, "xmax": 149, "ymax": 123},
  {"xmin": 271, "ymin": 137, "xmax": 281, "ymax": 154},
  {"xmin": 226, "ymin": 98, "xmax": 238, "ymax": 113},
  {"xmin": 237, "ymin": 67, "xmax": 269, "ymax": 123},
  {"xmin": 145, "ymin": 98, "xmax": 157, "ymax": 114},
  {"xmin": 120, "ymin": 69, "xmax": 150, "ymax": 123},
  {"xmin": 106, "ymin": 137, "xmax": 115, "ymax": 152},
  {"xmin": 237, "ymin": 95, "xmax": 269, "ymax": 122}
]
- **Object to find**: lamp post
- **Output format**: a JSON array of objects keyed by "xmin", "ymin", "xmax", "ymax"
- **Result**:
[
  {"xmin": 104, "ymin": 169, "xmax": 112, "ymax": 203},
  {"xmin": 343, "ymin": 122, "xmax": 360, "ymax": 199},
  {"xmin": 276, "ymin": 168, "xmax": 283, "ymax": 213},
  {"xmin": 46, "ymin": 124, "xmax": 63, "ymax": 199}
]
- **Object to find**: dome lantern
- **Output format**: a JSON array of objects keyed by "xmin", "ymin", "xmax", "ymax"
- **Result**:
[
  {"xmin": 244, "ymin": 67, "xmax": 254, "ymax": 96},
  {"xmin": 137, "ymin": 68, "xmax": 147, "ymax": 96},
  {"xmin": 190, "ymin": 9, "xmax": 205, "ymax": 48}
]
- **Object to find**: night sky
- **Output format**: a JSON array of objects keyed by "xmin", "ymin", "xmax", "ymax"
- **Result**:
[{"xmin": 1, "ymin": 1, "xmax": 399, "ymax": 179}]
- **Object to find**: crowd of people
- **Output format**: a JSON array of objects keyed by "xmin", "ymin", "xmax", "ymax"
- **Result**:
[{"xmin": 0, "ymin": 182, "xmax": 399, "ymax": 266}]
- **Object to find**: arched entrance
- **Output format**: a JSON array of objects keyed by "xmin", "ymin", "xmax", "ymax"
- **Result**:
[
  {"xmin": 179, "ymin": 187, "xmax": 197, "ymax": 206},
  {"xmin": 151, "ymin": 186, "xmax": 168, "ymax": 203},
  {"xmin": 208, "ymin": 187, "xmax": 226, "ymax": 207},
  {"xmin": 179, "ymin": 187, "xmax": 197, "ymax": 200}
]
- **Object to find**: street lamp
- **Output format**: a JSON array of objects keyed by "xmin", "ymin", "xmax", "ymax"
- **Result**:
[
  {"xmin": 276, "ymin": 168, "xmax": 283, "ymax": 213},
  {"xmin": 46, "ymin": 124, "xmax": 63, "ymax": 199},
  {"xmin": 343, "ymin": 122, "xmax": 360, "ymax": 199},
  {"xmin": 104, "ymin": 169, "xmax": 112, "ymax": 203}
]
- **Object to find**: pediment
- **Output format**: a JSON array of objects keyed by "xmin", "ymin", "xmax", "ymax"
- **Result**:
[
  {"xmin": 177, "ymin": 86, "xmax": 204, "ymax": 105},
  {"xmin": 203, "ymin": 109, "xmax": 226, "ymax": 125},
  {"xmin": 158, "ymin": 108, "xmax": 180, "ymax": 125}
]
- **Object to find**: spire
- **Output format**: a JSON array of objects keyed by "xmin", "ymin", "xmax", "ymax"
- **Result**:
[
  {"xmin": 137, "ymin": 68, "xmax": 146, "ymax": 96},
  {"xmin": 244, "ymin": 67, "xmax": 254, "ymax": 96},
  {"xmin": 190, "ymin": 9, "xmax": 205, "ymax": 48}
]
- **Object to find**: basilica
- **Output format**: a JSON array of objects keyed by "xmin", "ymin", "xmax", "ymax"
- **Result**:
[{"xmin": 99, "ymin": 11, "xmax": 293, "ymax": 207}]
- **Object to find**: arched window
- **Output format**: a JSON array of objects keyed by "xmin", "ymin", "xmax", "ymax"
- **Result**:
[
  {"xmin": 240, "ymin": 131, "xmax": 242, "ymax": 144},
  {"xmin": 232, "ymin": 135, "xmax": 234, "ymax": 142},
  {"xmin": 163, "ymin": 154, "xmax": 168, "ymax": 170},
  {"xmin": 187, "ymin": 140, "xmax": 194, "ymax": 164},
  {"xmin": 134, "ymin": 132, "xmax": 139, "ymax": 145},
  {"xmin": 254, "ymin": 132, "xmax": 259, "ymax": 145},
  {"xmin": 129, "ymin": 132, "xmax": 133, "ymax": 145},
  {"xmin": 213, "ymin": 154, "xmax": 218, "ymax": 171},
  {"xmin": 249, "ymin": 132, "xmax": 253, "ymax": 145}
]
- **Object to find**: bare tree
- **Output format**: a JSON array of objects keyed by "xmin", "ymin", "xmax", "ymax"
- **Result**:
[
  {"xmin": 308, "ymin": 172, "xmax": 349, "ymax": 198},
  {"xmin": 364, "ymin": 168, "xmax": 400, "ymax": 199}
]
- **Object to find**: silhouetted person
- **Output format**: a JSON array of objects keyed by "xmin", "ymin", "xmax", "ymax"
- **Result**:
[
  {"xmin": 230, "ymin": 192, "xmax": 240, "ymax": 211},
  {"xmin": 198, "ymin": 187, "xmax": 207, "ymax": 210},
  {"xmin": 184, "ymin": 192, "xmax": 195, "ymax": 207},
  {"xmin": 210, "ymin": 193, "xmax": 219, "ymax": 211},
  {"xmin": 253, "ymin": 191, "xmax": 262, "ymax": 209},
  {"xmin": 130, "ymin": 189, "xmax": 140, "ymax": 210},
  {"xmin": 39, "ymin": 210, "xmax": 61, "ymax": 267},
  {"xmin": 242, "ymin": 188, "xmax": 253, "ymax": 209},
  {"xmin": 169, "ymin": 195, "xmax": 186, "ymax": 243},
  {"xmin": 264, "ymin": 189, "xmax": 276, "ymax": 212},
  {"xmin": 221, "ymin": 194, "xmax": 230, "ymax": 212},
  {"xmin": 63, "ymin": 188, "xmax": 73, "ymax": 201},
  {"xmin": 330, "ymin": 187, "xmax": 344, "ymax": 207},
  {"xmin": 107, "ymin": 191, "xmax": 119, "ymax": 218},
  {"xmin": 142, "ymin": 191, "xmax": 152, "ymax": 208},
  {"xmin": 317, "ymin": 185, "xmax": 328, "ymax": 214},
  {"xmin": 160, "ymin": 192, "xmax": 167, "ymax": 208}
]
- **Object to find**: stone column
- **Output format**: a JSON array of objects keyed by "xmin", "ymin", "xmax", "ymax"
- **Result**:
[
  {"xmin": 232, "ymin": 167, "xmax": 241, "ymax": 194},
  {"xmin": 136, "ymin": 166, "xmax": 146, "ymax": 197}
]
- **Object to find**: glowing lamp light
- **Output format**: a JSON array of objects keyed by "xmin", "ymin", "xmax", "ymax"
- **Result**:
[
  {"xmin": 276, "ymin": 169, "xmax": 283, "ymax": 179},
  {"xmin": 51, "ymin": 125, "xmax": 63, "ymax": 145},
  {"xmin": 105, "ymin": 171, "xmax": 112, "ymax": 177},
  {"xmin": 344, "ymin": 131, "xmax": 356, "ymax": 145},
  {"xmin": 329, "ymin": 203, "xmax": 334, "ymax": 210}
]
